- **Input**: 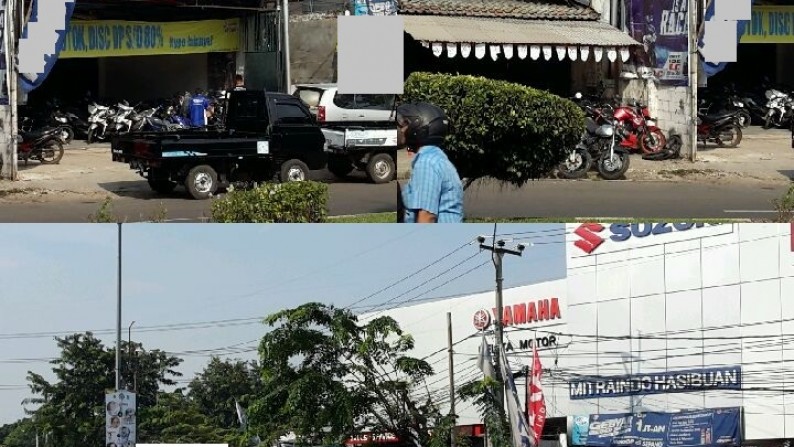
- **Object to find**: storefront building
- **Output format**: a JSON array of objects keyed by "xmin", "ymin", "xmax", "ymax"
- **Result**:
[
  {"xmin": 701, "ymin": 2, "xmax": 794, "ymax": 88},
  {"xmin": 29, "ymin": 0, "xmax": 285, "ymax": 105},
  {"xmin": 401, "ymin": 0, "xmax": 694, "ymax": 158},
  {"xmin": 362, "ymin": 224, "xmax": 794, "ymax": 445}
]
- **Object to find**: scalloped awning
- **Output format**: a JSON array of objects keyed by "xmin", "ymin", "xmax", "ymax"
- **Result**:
[{"xmin": 404, "ymin": 15, "xmax": 641, "ymax": 63}]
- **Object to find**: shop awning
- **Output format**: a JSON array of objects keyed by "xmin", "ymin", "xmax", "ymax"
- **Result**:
[{"xmin": 403, "ymin": 15, "xmax": 641, "ymax": 62}]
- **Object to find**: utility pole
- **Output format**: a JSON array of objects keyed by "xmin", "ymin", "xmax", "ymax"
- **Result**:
[
  {"xmin": 477, "ymin": 236, "xmax": 525, "ymax": 410},
  {"xmin": 116, "ymin": 223, "xmax": 122, "ymax": 391},
  {"xmin": 447, "ymin": 312, "xmax": 456, "ymax": 447},
  {"xmin": 688, "ymin": 0, "xmax": 699, "ymax": 162},
  {"xmin": 281, "ymin": 0, "xmax": 291, "ymax": 92},
  {"xmin": 2, "ymin": 0, "xmax": 19, "ymax": 180}
]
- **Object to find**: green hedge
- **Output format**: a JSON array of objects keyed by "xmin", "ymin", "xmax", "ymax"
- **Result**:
[
  {"xmin": 211, "ymin": 181, "xmax": 328, "ymax": 223},
  {"xmin": 403, "ymin": 72, "xmax": 585, "ymax": 186}
]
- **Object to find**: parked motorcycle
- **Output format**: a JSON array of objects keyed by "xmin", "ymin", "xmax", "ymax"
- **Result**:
[
  {"xmin": 17, "ymin": 127, "xmax": 65, "ymax": 165},
  {"xmin": 697, "ymin": 111, "xmax": 743, "ymax": 148},
  {"xmin": 560, "ymin": 97, "xmax": 630, "ymax": 180},
  {"xmin": 764, "ymin": 89, "xmax": 794, "ymax": 129},
  {"xmin": 612, "ymin": 98, "xmax": 667, "ymax": 154},
  {"xmin": 87, "ymin": 103, "xmax": 113, "ymax": 144},
  {"xmin": 698, "ymin": 87, "xmax": 752, "ymax": 128}
]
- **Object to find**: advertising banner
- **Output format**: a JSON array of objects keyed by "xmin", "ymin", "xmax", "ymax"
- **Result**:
[
  {"xmin": 571, "ymin": 415, "xmax": 590, "ymax": 446},
  {"xmin": 353, "ymin": 0, "xmax": 397, "ymax": 16},
  {"xmin": 586, "ymin": 408, "xmax": 741, "ymax": 447},
  {"xmin": 740, "ymin": 6, "xmax": 794, "ymax": 44},
  {"xmin": 569, "ymin": 366, "xmax": 742, "ymax": 400},
  {"xmin": 18, "ymin": 0, "xmax": 76, "ymax": 94},
  {"xmin": 60, "ymin": 19, "xmax": 240, "ymax": 58},
  {"xmin": 0, "ymin": 0, "xmax": 7, "ymax": 105},
  {"xmin": 626, "ymin": 0, "xmax": 689, "ymax": 85},
  {"xmin": 106, "ymin": 390, "xmax": 136, "ymax": 447}
]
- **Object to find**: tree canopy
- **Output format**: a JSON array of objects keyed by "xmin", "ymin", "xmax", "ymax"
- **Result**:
[{"xmin": 247, "ymin": 302, "xmax": 450, "ymax": 447}]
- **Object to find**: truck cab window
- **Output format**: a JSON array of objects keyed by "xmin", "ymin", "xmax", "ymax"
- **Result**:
[{"xmin": 276, "ymin": 103, "xmax": 312, "ymax": 125}]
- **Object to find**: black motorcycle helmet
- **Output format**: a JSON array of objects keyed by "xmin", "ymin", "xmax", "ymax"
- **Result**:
[{"xmin": 396, "ymin": 102, "xmax": 449, "ymax": 151}]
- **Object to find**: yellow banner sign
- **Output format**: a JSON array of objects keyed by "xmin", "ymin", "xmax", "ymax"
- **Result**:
[
  {"xmin": 60, "ymin": 19, "xmax": 240, "ymax": 58},
  {"xmin": 741, "ymin": 6, "xmax": 794, "ymax": 44}
]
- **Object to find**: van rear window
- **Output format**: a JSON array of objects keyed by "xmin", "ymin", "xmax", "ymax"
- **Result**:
[{"xmin": 295, "ymin": 88, "xmax": 324, "ymax": 108}]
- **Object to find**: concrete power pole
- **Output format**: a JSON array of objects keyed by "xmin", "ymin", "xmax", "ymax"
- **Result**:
[
  {"xmin": 281, "ymin": 0, "xmax": 291, "ymax": 93},
  {"xmin": 2, "ymin": 0, "xmax": 19, "ymax": 180},
  {"xmin": 689, "ymin": 0, "xmax": 699, "ymax": 162},
  {"xmin": 447, "ymin": 312, "xmax": 456, "ymax": 447},
  {"xmin": 477, "ymin": 236, "xmax": 526, "ymax": 411}
]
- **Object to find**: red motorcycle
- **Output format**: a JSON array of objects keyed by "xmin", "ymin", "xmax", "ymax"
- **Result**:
[{"xmin": 612, "ymin": 99, "xmax": 667, "ymax": 154}]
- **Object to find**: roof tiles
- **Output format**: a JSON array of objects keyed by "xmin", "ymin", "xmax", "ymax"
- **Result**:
[{"xmin": 399, "ymin": 0, "xmax": 601, "ymax": 21}]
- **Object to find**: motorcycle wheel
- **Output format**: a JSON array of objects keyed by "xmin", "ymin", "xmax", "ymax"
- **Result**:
[
  {"xmin": 558, "ymin": 148, "xmax": 592, "ymax": 180},
  {"xmin": 639, "ymin": 129, "xmax": 667, "ymax": 154},
  {"xmin": 87, "ymin": 128, "xmax": 95, "ymax": 144},
  {"xmin": 59, "ymin": 126, "xmax": 74, "ymax": 145},
  {"xmin": 716, "ymin": 126, "xmax": 743, "ymax": 148},
  {"xmin": 597, "ymin": 151, "xmax": 630, "ymax": 181},
  {"xmin": 39, "ymin": 141, "xmax": 65, "ymax": 164},
  {"xmin": 764, "ymin": 113, "xmax": 773, "ymax": 130}
]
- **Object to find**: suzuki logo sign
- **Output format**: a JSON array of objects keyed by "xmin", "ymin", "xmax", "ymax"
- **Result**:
[
  {"xmin": 574, "ymin": 223, "xmax": 715, "ymax": 254},
  {"xmin": 574, "ymin": 223, "xmax": 605, "ymax": 254}
]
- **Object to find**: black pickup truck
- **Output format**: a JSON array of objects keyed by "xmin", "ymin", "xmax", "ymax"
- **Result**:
[{"xmin": 111, "ymin": 90, "xmax": 327, "ymax": 200}]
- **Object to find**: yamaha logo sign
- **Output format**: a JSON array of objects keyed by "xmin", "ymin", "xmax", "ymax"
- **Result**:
[
  {"xmin": 472, "ymin": 298, "xmax": 563, "ymax": 330},
  {"xmin": 473, "ymin": 309, "xmax": 491, "ymax": 330}
]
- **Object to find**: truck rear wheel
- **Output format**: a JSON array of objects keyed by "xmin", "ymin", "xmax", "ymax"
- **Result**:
[
  {"xmin": 185, "ymin": 165, "xmax": 219, "ymax": 200},
  {"xmin": 367, "ymin": 153, "xmax": 395, "ymax": 184},
  {"xmin": 280, "ymin": 159, "xmax": 310, "ymax": 182},
  {"xmin": 327, "ymin": 156, "xmax": 354, "ymax": 178}
]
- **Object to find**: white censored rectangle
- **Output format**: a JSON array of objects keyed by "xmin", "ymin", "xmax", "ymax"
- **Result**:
[{"xmin": 337, "ymin": 15, "xmax": 404, "ymax": 94}]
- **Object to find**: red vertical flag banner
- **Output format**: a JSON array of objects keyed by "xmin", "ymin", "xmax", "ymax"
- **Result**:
[{"xmin": 527, "ymin": 345, "xmax": 547, "ymax": 446}]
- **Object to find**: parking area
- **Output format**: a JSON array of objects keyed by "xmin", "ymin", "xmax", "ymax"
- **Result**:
[
  {"xmin": 398, "ymin": 127, "xmax": 794, "ymax": 185},
  {"xmin": 0, "ymin": 142, "xmax": 397, "ymax": 222}
]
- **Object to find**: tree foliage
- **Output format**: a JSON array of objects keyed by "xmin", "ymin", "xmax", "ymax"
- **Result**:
[
  {"xmin": 0, "ymin": 418, "xmax": 36, "ymax": 447},
  {"xmin": 247, "ymin": 302, "xmax": 448, "ymax": 447},
  {"xmin": 137, "ymin": 391, "xmax": 241, "ymax": 445},
  {"xmin": 23, "ymin": 332, "xmax": 182, "ymax": 447},
  {"xmin": 458, "ymin": 377, "xmax": 511, "ymax": 447},
  {"xmin": 188, "ymin": 358, "xmax": 263, "ymax": 429},
  {"xmin": 403, "ymin": 72, "xmax": 585, "ymax": 188}
]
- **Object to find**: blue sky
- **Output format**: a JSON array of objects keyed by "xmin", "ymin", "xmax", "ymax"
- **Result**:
[{"xmin": 0, "ymin": 223, "xmax": 567, "ymax": 424}]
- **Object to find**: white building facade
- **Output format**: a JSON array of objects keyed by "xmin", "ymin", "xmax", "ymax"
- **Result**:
[{"xmin": 363, "ymin": 224, "xmax": 794, "ymax": 445}]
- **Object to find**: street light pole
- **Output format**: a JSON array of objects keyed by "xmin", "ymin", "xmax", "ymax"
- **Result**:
[
  {"xmin": 477, "ymin": 236, "xmax": 525, "ymax": 410},
  {"xmin": 116, "ymin": 223, "xmax": 122, "ymax": 391}
]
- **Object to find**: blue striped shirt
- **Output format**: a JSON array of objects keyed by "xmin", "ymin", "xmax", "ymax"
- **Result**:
[{"xmin": 402, "ymin": 145, "xmax": 464, "ymax": 223}]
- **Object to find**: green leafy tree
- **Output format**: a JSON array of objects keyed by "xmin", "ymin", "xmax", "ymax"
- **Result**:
[
  {"xmin": 458, "ymin": 377, "xmax": 511, "ymax": 447},
  {"xmin": 137, "ymin": 391, "xmax": 241, "ymax": 444},
  {"xmin": 1, "ymin": 418, "xmax": 36, "ymax": 447},
  {"xmin": 188, "ymin": 358, "xmax": 263, "ymax": 429},
  {"xmin": 403, "ymin": 72, "xmax": 585, "ymax": 189},
  {"xmin": 23, "ymin": 332, "xmax": 182, "ymax": 447},
  {"xmin": 247, "ymin": 303, "xmax": 449, "ymax": 447}
]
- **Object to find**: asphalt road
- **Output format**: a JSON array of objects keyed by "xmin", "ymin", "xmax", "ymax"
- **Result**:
[
  {"xmin": 0, "ymin": 182, "xmax": 397, "ymax": 223},
  {"xmin": 462, "ymin": 180, "xmax": 791, "ymax": 219}
]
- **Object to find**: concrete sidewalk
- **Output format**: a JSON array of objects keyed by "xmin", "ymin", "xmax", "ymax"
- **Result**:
[{"xmin": 395, "ymin": 127, "xmax": 794, "ymax": 185}]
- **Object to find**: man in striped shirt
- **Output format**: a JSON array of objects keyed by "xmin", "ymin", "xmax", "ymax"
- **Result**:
[{"xmin": 397, "ymin": 102, "xmax": 464, "ymax": 223}]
